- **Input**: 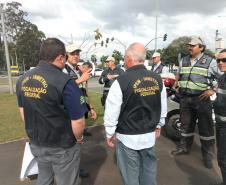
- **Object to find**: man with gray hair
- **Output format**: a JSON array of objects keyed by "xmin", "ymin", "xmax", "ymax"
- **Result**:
[{"xmin": 104, "ymin": 43, "xmax": 167, "ymax": 185}]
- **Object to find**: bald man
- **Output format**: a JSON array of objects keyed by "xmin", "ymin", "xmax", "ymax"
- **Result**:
[{"xmin": 104, "ymin": 43, "xmax": 167, "ymax": 185}]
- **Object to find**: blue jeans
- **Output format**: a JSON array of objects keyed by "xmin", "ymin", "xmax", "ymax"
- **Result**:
[{"xmin": 116, "ymin": 140, "xmax": 157, "ymax": 185}]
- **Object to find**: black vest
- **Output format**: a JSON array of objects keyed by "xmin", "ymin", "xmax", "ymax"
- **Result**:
[
  {"xmin": 151, "ymin": 63, "xmax": 164, "ymax": 74},
  {"xmin": 214, "ymin": 74, "xmax": 226, "ymax": 122},
  {"xmin": 17, "ymin": 61, "xmax": 76, "ymax": 148},
  {"xmin": 116, "ymin": 64, "xmax": 163, "ymax": 135}
]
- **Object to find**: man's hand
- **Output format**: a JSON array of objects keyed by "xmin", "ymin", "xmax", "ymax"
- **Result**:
[
  {"xmin": 199, "ymin": 89, "xmax": 215, "ymax": 100},
  {"xmin": 90, "ymin": 109, "xmax": 97, "ymax": 120},
  {"xmin": 155, "ymin": 128, "xmax": 161, "ymax": 138},
  {"xmin": 106, "ymin": 135, "xmax": 116, "ymax": 148},
  {"xmin": 76, "ymin": 69, "xmax": 92, "ymax": 84},
  {"xmin": 107, "ymin": 75, "xmax": 115, "ymax": 80}
]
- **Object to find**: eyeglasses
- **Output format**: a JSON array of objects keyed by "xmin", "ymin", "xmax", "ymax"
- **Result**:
[{"xmin": 216, "ymin": 58, "xmax": 226, "ymax": 63}]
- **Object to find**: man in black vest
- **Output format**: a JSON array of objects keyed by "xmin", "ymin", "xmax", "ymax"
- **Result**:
[
  {"xmin": 151, "ymin": 52, "xmax": 168, "ymax": 74},
  {"xmin": 16, "ymin": 38, "xmax": 88, "ymax": 185},
  {"xmin": 171, "ymin": 36, "xmax": 222, "ymax": 169},
  {"xmin": 104, "ymin": 43, "xmax": 167, "ymax": 185},
  {"xmin": 213, "ymin": 49, "xmax": 226, "ymax": 185},
  {"xmin": 63, "ymin": 44, "xmax": 96, "ymax": 177},
  {"xmin": 99, "ymin": 56, "xmax": 124, "ymax": 107}
]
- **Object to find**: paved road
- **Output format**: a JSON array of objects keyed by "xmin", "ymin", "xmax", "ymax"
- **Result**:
[{"xmin": 0, "ymin": 126, "xmax": 222, "ymax": 185}]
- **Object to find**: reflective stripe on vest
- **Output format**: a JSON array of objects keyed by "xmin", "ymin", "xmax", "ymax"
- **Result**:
[
  {"xmin": 180, "ymin": 66, "xmax": 208, "ymax": 76},
  {"xmin": 217, "ymin": 88, "xmax": 226, "ymax": 94},
  {"xmin": 181, "ymin": 132, "xmax": 195, "ymax": 137},
  {"xmin": 179, "ymin": 54, "xmax": 212, "ymax": 95},
  {"xmin": 179, "ymin": 81, "xmax": 208, "ymax": 91},
  {"xmin": 215, "ymin": 114, "xmax": 226, "ymax": 122},
  {"xmin": 199, "ymin": 135, "xmax": 215, "ymax": 141}
]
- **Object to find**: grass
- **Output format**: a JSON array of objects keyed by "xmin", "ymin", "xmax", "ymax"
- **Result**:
[
  {"xmin": 0, "ymin": 92, "xmax": 104, "ymax": 143},
  {"xmin": 0, "ymin": 77, "xmax": 18, "ymax": 85}
]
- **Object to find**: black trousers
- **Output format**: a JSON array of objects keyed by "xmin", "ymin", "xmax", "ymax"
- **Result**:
[
  {"xmin": 101, "ymin": 91, "xmax": 108, "ymax": 107},
  {"xmin": 179, "ymin": 96, "xmax": 215, "ymax": 159},
  {"xmin": 216, "ymin": 123, "xmax": 226, "ymax": 185}
]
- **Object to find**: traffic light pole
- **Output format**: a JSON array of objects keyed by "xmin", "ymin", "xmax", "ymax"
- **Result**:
[
  {"xmin": 145, "ymin": 36, "xmax": 163, "ymax": 48},
  {"xmin": 0, "ymin": 5, "xmax": 14, "ymax": 94}
]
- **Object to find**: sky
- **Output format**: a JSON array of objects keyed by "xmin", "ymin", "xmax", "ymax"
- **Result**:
[{"xmin": 1, "ymin": 0, "xmax": 226, "ymax": 60}]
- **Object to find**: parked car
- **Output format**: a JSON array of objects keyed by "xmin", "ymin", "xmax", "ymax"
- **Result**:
[{"xmin": 94, "ymin": 68, "xmax": 103, "ymax": 77}]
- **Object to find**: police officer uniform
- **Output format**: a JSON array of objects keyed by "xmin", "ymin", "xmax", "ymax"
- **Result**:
[
  {"xmin": 214, "ymin": 73, "xmax": 226, "ymax": 184},
  {"xmin": 173, "ymin": 52, "xmax": 219, "ymax": 168}
]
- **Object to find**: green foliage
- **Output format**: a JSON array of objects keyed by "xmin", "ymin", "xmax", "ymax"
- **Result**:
[
  {"xmin": 0, "ymin": 2, "xmax": 46, "ymax": 70},
  {"xmin": 112, "ymin": 50, "xmax": 123, "ymax": 64},
  {"xmin": 100, "ymin": 55, "xmax": 108, "ymax": 68},
  {"xmin": 91, "ymin": 54, "xmax": 97, "ymax": 65}
]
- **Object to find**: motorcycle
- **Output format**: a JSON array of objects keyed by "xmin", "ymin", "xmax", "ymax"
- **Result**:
[{"xmin": 161, "ymin": 73, "xmax": 216, "ymax": 141}]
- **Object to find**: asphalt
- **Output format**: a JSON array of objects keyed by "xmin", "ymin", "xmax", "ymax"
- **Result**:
[{"xmin": 0, "ymin": 125, "xmax": 222, "ymax": 185}]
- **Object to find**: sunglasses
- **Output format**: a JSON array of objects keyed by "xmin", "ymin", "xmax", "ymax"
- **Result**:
[{"xmin": 216, "ymin": 58, "xmax": 226, "ymax": 63}]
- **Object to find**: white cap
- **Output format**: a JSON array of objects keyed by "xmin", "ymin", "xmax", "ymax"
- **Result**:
[
  {"xmin": 152, "ymin": 52, "xmax": 160, "ymax": 58},
  {"xmin": 188, "ymin": 36, "xmax": 204, "ymax": 45},
  {"xmin": 106, "ymin": 56, "xmax": 115, "ymax": 62},
  {"xmin": 66, "ymin": 44, "xmax": 82, "ymax": 53}
]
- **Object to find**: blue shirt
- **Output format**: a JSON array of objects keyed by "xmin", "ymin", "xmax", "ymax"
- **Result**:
[{"xmin": 63, "ymin": 80, "xmax": 88, "ymax": 120}]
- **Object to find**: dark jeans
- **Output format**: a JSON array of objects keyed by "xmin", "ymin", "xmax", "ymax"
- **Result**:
[
  {"xmin": 179, "ymin": 96, "xmax": 215, "ymax": 159},
  {"xmin": 216, "ymin": 123, "xmax": 226, "ymax": 185},
  {"xmin": 116, "ymin": 140, "xmax": 157, "ymax": 185}
]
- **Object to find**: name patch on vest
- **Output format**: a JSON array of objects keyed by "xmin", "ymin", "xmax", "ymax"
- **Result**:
[
  {"xmin": 133, "ymin": 77, "xmax": 159, "ymax": 96},
  {"xmin": 21, "ymin": 75, "xmax": 48, "ymax": 99}
]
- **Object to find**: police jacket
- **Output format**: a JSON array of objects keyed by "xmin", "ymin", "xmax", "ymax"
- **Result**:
[
  {"xmin": 214, "ymin": 73, "xmax": 226, "ymax": 123},
  {"xmin": 151, "ymin": 63, "xmax": 164, "ymax": 74},
  {"xmin": 99, "ymin": 67, "xmax": 124, "ymax": 92},
  {"xmin": 17, "ymin": 60, "xmax": 76, "ymax": 148},
  {"xmin": 179, "ymin": 54, "xmax": 213, "ymax": 95},
  {"xmin": 116, "ymin": 64, "xmax": 163, "ymax": 135}
]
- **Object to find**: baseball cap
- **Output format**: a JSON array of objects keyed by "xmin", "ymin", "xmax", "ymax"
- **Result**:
[
  {"xmin": 188, "ymin": 36, "xmax": 204, "ymax": 45},
  {"xmin": 66, "ymin": 44, "xmax": 82, "ymax": 53},
  {"xmin": 106, "ymin": 56, "xmax": 115, "ymax": 62},
  {"xmin": 152, "ymin": 52, "xmax": 161, "ymax": 58}
]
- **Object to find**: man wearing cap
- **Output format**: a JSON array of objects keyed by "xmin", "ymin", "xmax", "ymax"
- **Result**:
[
  {"xmin": 151, "ymin": 52, "xmax": 168, "ymax": 74},
  {"xmin": 99, "ymin": 56, "xmax": 124, "ymax": 107},
  {"xmin": 171, "ymin": 36, "xmax": 222, "ymax": 169},
  {"xmin": 63, "ymin": 44, "xmax": 96, "ymax": 178}
]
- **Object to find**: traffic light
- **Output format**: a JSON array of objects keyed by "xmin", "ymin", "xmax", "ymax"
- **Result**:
[
  {"xmin": 106, "ymin": 38, "xmax": 109, "ymax": 43},
  {"xmin": 163, "ymin": 33, "xmax": 167, "ymax": 41},
  {"xmin": 101, "ymin": 40, "xmax": 104, "ymax": 46}
]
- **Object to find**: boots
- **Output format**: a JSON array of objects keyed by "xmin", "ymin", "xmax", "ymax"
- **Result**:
[{"xmin": 171, "ymin": 137, "xmax": 191, "ymax": 156}]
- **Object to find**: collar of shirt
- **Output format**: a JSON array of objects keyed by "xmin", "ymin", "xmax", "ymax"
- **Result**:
[{"xmin": 190, "ymin": 53, "xmax": 203, "ymax": 66}]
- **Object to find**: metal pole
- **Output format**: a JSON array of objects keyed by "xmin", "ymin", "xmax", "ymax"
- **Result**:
[
  {"xmin": 154, "ymin": 0, "xmax": 158, "ymax": 51},
  {"xmin": 0, "ymin": 5, "xmax": 13, "ymax": 94}
]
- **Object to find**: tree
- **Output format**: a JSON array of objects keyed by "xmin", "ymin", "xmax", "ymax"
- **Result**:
[
  {"xmin": 16, "ymin": 24, "xmax": 45, "ymax": 68},
  {"xmin": 100, "ymin": 55, "xmax": 108, "ymax": 68},
  {"xmin": 112, "ymin": 50, "xmax": 123, "ymax": 64},
  {"xmin": 0, "ymin": 2, "xmax": 46, "ymax": 70},
  {"xmin": 91, "ymin": 54, "xmax": 97, "ymax": 65}
]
